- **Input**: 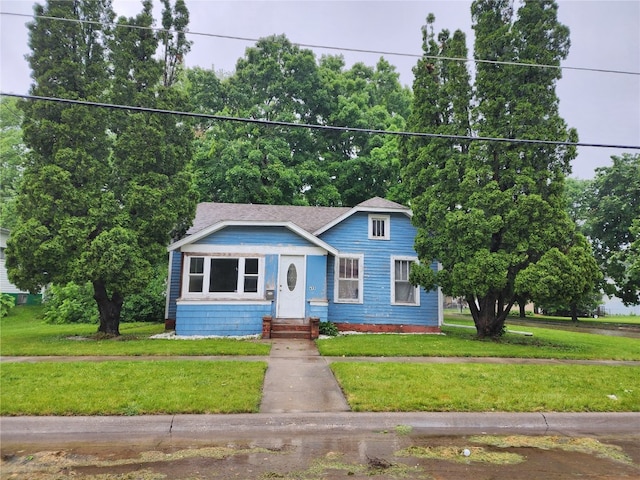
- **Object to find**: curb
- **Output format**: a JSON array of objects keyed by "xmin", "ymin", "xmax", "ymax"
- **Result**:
[{"xmin": 2, "ymin": 412, "xmax": 639, "ymax": 444}]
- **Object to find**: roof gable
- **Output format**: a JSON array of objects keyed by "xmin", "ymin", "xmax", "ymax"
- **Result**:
[
  {"xmin": 169, "ymin": 220, "xmax": 339, "ymax": 255},
  {"xmin": 355, "ymin": 197, "xmax": 409, "ymax": 210},
  {"xmin": 313, "ymin": 197, "xmax": 412, "ymax": 235}
]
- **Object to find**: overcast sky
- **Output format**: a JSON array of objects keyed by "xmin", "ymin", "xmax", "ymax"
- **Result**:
[{"xmin": 1, "ymin": 0, "xmax": 639, "ymax": 180}]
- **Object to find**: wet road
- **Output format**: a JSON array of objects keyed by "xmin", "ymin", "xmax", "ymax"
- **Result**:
[
  {"xmin": 2, "ymin": 419, "xmax": 639, "ymax": 479},
  {"xmin": 2, "ymin": 413, "xmax": 640, "ymax": 479}
]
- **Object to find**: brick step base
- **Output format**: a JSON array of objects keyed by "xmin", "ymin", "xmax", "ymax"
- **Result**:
[
  {"xmin": 270, "ymin": 330, "xmax": 312, "ymax": 339},
  {"xmin": 262, "ymin": 316, "xmax": 320, "ymax": 340},
  {"xmin": 271, "ymin": 324, "xmax": 310, "ymax": 332}
]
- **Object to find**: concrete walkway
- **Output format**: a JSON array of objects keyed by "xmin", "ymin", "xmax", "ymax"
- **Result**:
[{"xmin": 259, "ymin": 339, "xmax": 350, "ymax": 413}]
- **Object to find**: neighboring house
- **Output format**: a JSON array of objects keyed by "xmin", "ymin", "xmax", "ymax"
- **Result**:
[
  {"xmin": 0, "ymin": 228, "xmax": 42, "ymax": 305},
  {"xmin": 165, "ymin": 197, "xmax": 442, "ymax": 338}
]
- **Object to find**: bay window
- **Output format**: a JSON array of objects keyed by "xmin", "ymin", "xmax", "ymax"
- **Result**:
[{"xmin": 185, "ymin": 255, "xmax": 263, "ymax": 297}]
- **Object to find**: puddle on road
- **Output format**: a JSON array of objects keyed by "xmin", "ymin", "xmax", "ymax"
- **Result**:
[{"xmin": 2, "ymin": 433, "xmax": 638, "ymax": 479}]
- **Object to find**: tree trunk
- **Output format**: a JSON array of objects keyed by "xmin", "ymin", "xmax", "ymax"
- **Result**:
[
  {"xmin": 519, "ymin": 302, "xmax": 526, "ymax": 318},
  {"xmin": 93, "ymin": 280, "xmax": 123, "ymax": 336},
  {"xmin": 469, "ymin": 294, "xmax": 514, "ymax": 338},
  {"xmin": 570, "ymin": 303, "xmax": 579, "ymax": 323},
  {"xmin": 468, "ymin": 295, "xmax": 506, "ymax": 338},
  {"xmin": 477, "ymin": 310, "xmax": 504, "ymax": 338}
]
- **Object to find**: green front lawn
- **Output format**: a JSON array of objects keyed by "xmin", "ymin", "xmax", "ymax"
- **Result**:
[
  {"xmin": 317, "ymin": 324, "xmax": 640, "ymax": 360},
  {"xmin": 1, "ymin": 361, "xmax": 267, "ymax": 415},
  {"xmin": 1, "ymin": 306, "xmax": 270, "ymax": 356},
  {"xmin": 3, "ymin": 305, "xmax": 639, "ymax": 415},
  {"xmin": 331, "ymin": 363, "xmax": 640, "ymax": 412},
  {"xmin": 446, "ymin": 309, "xmax": 640, "ymax": 326}
]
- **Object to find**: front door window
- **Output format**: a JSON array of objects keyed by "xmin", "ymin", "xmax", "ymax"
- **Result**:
[{"xmin": 287, "ymin": 263, "xmax": 297, "ymax": 291}]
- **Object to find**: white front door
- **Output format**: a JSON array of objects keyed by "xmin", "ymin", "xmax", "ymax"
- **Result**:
[{"xmin": 277, "ymin": 255, "xmax": 306, "ymax": 318}]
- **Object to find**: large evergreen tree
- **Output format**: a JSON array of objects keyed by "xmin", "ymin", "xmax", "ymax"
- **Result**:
[
  {"xmin": 404, "ymin": 1, "xmax": 588, "ymax": 337},
  {"xmin": 7, "ymin": 0, "xmax": 196, "ymax": 335}
]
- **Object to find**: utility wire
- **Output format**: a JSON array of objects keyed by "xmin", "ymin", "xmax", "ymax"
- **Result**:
[
  {"xmin": 2, "ymin": 11, "xmax": 639, "ymax": 77},
  {"xmin": 3, "ymin": 92, "xmax": 639, "ymax": 151}
]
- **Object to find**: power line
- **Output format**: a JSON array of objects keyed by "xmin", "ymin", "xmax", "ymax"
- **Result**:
[
  {"xmin": 2, "ymin": 11, "xmax": 639, "ymax": 77},
  {"xmin": 3, "ymin": 92, "xmax": 639, "ymax": 151}
]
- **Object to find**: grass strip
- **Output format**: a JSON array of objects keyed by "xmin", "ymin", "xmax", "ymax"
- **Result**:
[
  {"xmin": 1, "ymin": 306, "xmax": 270, "ymax": 356},
  {"xmin": 330, "ymin": 363, "xmax": 640, "ymax": 412},
  {"xmin": 317, "ymin": 325, "xmax": 640, "ymax": 360},
  {"xmin": 445, "ymin": 309, "xmax": 640, "ymax": 326},
  {"xmin": 1, "ymin": 360, "xmax": 267, "ymax": 415}
]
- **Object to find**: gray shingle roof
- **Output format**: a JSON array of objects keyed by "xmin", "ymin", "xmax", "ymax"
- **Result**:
[
  {"xmin": 186, "ymin": 197, "xmax": 409, "ymax": 235},
  {"xmin": 356, "ymin": 197, "xmax": 409, "ymax": 210},
  {"xmin": 187, "ymin": 203, "xmax": 350, "ymax": 234}
]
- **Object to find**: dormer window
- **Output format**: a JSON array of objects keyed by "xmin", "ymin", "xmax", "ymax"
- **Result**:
[{"xmin": 369, "ymin": 215, "xmax": 390, "ymax": 240}]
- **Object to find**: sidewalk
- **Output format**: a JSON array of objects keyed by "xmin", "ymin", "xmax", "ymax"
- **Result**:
[{"xmin": 259, "ymin": 338, "xmax": 350, "ymax": 413}]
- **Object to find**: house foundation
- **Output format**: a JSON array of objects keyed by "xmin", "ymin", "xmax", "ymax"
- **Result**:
[{"xmin": 334, "ymin": 323, "xmax": 441, "ymax": 334}]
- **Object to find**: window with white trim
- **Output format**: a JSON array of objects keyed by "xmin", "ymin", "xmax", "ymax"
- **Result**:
[
  {"xmin": 184, "ymin": 256, "xmax": 263, "ymax": 297},
  {"xmin": 392, "ymin": 257, "xmax": 419, "ymax": 305},
  {"xmin": 335, "ymin": 255, "xmax": 363, "ymax": 303},
  {"xmin": 188, "ymin": 257, "xmax": 205, "ymax": 292},
  {"xmin": 368, "ymin": 215, "xmax": 390, "ymax": 240}
]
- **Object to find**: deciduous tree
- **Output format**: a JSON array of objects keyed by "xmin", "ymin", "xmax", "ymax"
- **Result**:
[
  {"xmin": 515, "ymin": 233, "xmax": 602, "ymax": 321},
  {"xmin": 586, "ymin": 154, "xmax": 640, "ymax": 305},
  {"xmin": 191, "ymin": 36, "xmax": 411, "ymax": 207}
]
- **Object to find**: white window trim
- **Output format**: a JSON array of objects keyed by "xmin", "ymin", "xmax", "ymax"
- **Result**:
[
  {"xmin": 334, "ymin": 254, "xmax": 364, "ymax": 304},
  {"xmin": 368, "ymin": 214, "xmax": 390, "ymax": 240},
  {"xmin": 391, "ymin": 256, "xmax": 420, "ymax": 306},
  {"xmin": 177, "ymin": 300, "xmax": 272, "ymax": 306},
  {"xmin": 182, "ymin": 254, "xmax": 265, "ymax": 300}
]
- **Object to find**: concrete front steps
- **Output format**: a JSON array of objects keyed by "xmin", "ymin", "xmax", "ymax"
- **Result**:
[{"xmin": 263, "ymin": 317, "xmax": 320, "ymax": 339}]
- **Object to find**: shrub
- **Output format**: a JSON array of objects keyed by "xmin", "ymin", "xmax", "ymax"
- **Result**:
[
  {"xmin": 0, "ymin": 293, "xmax": 16, "ymax": 318},
  {"xmin": 42, "ymin": 264, "xmax": 167, "ymax": 324},
  {"xmin": 120, "ymin": 264, "xmax": 167, "ymax": 323},
  {"xmin": 319, "ymin": 321, "xmax": 339, "ymax": 336},
  {"xmin": 43, "ymin": 282, "xmax": 98, "ymax": 324}
]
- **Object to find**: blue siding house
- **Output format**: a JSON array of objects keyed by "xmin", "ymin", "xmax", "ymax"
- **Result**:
[{"xmin": 165, "ymin": 197, "xmax": 442, "ymax": 337}]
